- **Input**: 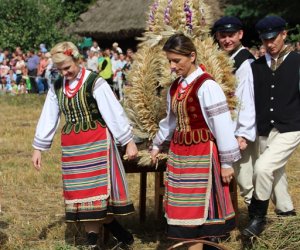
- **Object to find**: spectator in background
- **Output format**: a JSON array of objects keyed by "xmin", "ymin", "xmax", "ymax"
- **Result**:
[
  {"xmin": 90, "ymin": 41, "xmax": 101, "ymax": 53},
  {"xmin": 259, "ymin": 44, "xmax": 266, "ymax": 57},
  {"xmin": 22, "ymin": 67, "xmax": 32, "ymax": 93},
  {"xmin": 111, "ymin": 51, "xmax": 120, "ymax": 93},
  {"xmin": 122, "ymin": 50, "xmax": 134, "ymax": 85},
  {"xmin": 27, "ymin": 50, "xmax": 40, "ymax": 93},
  {"xmin": 126, "ymin": 48, "xmax": 134, "ymax": 63},
  {"xmin": 3, "ymin": 49, "xmax": 11, "ymax": 61},
  {"xmin": 116, "ymin": 53, "xmax": 127, "ymax": 101},
  {"xmin": 249, "ymin": 46, "xmax": 259, "ymax": 59},
  {"xmin": 99, "ymin": 48, "xmax": 113, "ymax": 90},
  {"xmin": 18, "ymin": 78, "xmax": 27, "ymax": 94},
  {"xmin": 15, "ymin": 47, "xmax": 23, "ymax": 56},
  {"xmin": 4, "ymin": 78, "xmax": 12, "ymax": 93},
  {"xmin": 0, "ymin": 77, "xmax": 6, "ymax": 94},
  {"xmin": 10, "ymin": 80, "xmax": 18, "ymax": 95},
  {"xmin": 98, "ymin": 49, "xmax": 105, "ymax": 64},
  {"xmin": 112, "ymin": 42, "xmax": 123, "ymax": 54},
  {"xmin": 44, "ymin": 52, "xmax": 53, "ymax": 89},
  {"xmin": 86, "ymin": 50, "xmax": 99, "ymax": 73},
  {"xmin": 37, "ymin": 52, "xmax": 48, "ymax": 94},
  {"xmin": 6, "ymin": 69, "xmax": 17, "ymax": 87},
  {"xmin": 0, "ymin": 48, "xmax": 4, "ymax": 63},
  {"xmin": 15, "ymin": 55, "xmax": 26, "ymax": 85},
  {"xmin": 0, "ymin": 60, "xmax": 10, "ymax": 78},
  {"xmin": 39, "ymin": 43, "xmax": 47, "ymax": 53}
]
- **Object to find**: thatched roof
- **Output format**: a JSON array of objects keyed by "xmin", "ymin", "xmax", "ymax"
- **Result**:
[
  {"xmin": 73, "ymin": 0, "xmax": 151, "ymax": 40},
  {"xmin": 73, "ymin": 0, "xmax": 223, "ymax": 40}
]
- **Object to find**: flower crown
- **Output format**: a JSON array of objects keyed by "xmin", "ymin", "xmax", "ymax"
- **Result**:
[{"xmin": 63, "ymin": 49, "xmax": 73, "ymax": 56}]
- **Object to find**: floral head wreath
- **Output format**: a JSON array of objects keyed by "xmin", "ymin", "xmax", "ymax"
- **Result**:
[
  {"xmin": 63, "ymin": 49, "xmax": 73, "ymax": 56},
  {"xmin": 62, "ymin": 48, "xmax": 80, "ymax": 59}
]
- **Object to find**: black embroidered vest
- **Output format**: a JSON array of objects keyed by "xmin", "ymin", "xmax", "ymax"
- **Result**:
[
  {"xmin": 252, "ymin": 51, "xmax": 300, "ymax": 136},
  {"xmin": 54, "ymin": 72, "xmax": 106, "ymax": 134}
]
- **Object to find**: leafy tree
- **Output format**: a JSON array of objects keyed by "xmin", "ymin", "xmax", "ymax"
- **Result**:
[
  {"xmin": 63, "ymin": 0, "xmax": 97, "ymax": 23},
  {"xmin": 224, "ymin": 0, "xmax": 300, "ymax": 43},
  {"xmin": 0, "ymin": 0, "xmax": 95, "ymax": 51}
]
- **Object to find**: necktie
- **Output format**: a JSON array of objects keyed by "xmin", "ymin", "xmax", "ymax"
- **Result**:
[{"xmin": 270, "ymin": 46, "xmax": 291, "ymax": 71}]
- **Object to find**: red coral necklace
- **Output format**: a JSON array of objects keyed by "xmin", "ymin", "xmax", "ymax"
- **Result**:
[
  {"xmin": 176, "ymin": 79, "xmax": 193, "ymax": 100},
  {"xmin": 64, "ymin": 67, "xmax": 86, "ymax": 98}
]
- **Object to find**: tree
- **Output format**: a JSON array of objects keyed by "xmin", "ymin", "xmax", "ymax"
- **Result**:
[
  {"xmin": 224, "ymin": 0, "xmax": 300, "ymax": 43},
  {"xmin": 0, "ymin": 0, "xmax": 95, "ymax": 51}
]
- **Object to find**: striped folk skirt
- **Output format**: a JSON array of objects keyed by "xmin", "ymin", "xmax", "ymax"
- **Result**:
[
  {"xmin": 165, "ymin": 140, "xmax": 235, "ymax": 239},
  {"xmin": 61, "ymin": 124, "xmax": 134, "ymax": 222}
]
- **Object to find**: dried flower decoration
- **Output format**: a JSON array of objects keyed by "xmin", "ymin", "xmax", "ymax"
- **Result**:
[
  {"xmin": 148, "ymin": 1, "xmax": 159, "ymax": 31},
  {"xmin": 184, "ymin": 0, "xmax": 193, "ymax": 31},
  {"xmin": 63, "ymin": 49, "xmax": 73, "ymax": 56},
  {"xmin": 164, "ymin": 0, "xmax": 173, "ymax": 25}
]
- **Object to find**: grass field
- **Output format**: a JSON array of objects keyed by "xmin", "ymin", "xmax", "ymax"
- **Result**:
[{"xmin": 0, "ymin": 94, "xmax": 300, "ymax": 250}]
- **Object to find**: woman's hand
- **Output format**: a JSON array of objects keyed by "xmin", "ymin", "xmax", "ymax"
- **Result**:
[
  {"xmin": 221, "ymin": 167, "xmax": 234, "ymax": 184},
  {"xmin": 32, "ymin": 149, "xmax": 42, "ymax": 171},
  {"xmin": 150, "ymin": 148, "xmax": 160, "ymax": 165},
  {"xmin": 237, "ymin": 136, "xmax": 248, "ymax": 151},
  {"xmin": 125, "ymin": 140, "xmax": 138, "ymax": 160}
]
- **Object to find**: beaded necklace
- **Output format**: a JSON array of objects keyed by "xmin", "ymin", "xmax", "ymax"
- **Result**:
[
  {"xmin": 176, "ymin": 79, "xmax": 193, "ymax": 101},
  {"xmin": 64, "ymin": 67, "xmax": 86, "ymax": 98}
]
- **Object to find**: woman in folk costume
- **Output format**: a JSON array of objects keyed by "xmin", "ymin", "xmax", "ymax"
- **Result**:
[
  {"xmin": 150, "ymin": 33, "xmax": 241, "ymax": 249},
  {"xmin": 31, "ymin": 41, "xmax": 137, "ymax": 249}
]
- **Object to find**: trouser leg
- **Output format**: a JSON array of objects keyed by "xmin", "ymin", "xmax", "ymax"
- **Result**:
[
  {"xmin": 271, "ymin": 168, "xmax": 294, "ymax": 213},
  {"xmin": 254, "ymin": 130, "xmax": 300, "ymax": 201},
  {"xmin": 233, "ymin": 140, "xmax": 258, "ymax": 205},
  {"xmin": 259, "ymin": 135, "xmax": 294, "ymax": 212}
]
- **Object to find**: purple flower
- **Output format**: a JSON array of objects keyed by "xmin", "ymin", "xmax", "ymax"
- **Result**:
[{"xmin": 184, "ymin": 0, "xmax": 193, "ymax": 31}]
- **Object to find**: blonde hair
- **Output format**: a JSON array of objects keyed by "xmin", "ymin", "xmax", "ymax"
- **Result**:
[{"xmin": 50, "ymin": 41, "xmax": 80, "ymax": 64}]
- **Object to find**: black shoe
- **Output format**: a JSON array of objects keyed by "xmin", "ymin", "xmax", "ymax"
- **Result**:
[
  {"xmin": 276, "ymin": 209, "xmax": 296, "ymax": 217},
  {"xmin": 87, "ymin": 232, "xmax": 100, "ymax": 250},
  {"xmin": 242, "ymin": 217, "xmax": 266, "ymax": 237},
  {"xmin": 104, "ymin": 219, "xmax": 134, "ymax": 246}
]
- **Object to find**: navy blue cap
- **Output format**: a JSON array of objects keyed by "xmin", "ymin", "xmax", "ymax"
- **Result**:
[
  {"xmin": 213, "ymin": 16, "xmax": 243, "ymax": 33},
  {"xmin": 255, "ymin": 16, "xmax": 287, "ymax": 40}
]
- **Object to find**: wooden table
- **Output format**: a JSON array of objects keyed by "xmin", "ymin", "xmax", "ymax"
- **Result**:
[
  {"xmin": 122, "ymin": 146, "xmax": 238, "ymax": 224},
  {"xmin": 123, "ymin": 159, "xmax": 166, "ymax": 222}
]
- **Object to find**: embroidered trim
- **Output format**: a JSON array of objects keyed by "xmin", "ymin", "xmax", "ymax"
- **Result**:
[
  {"xmin": 219, "ymin": 147, "xmax": 241, "ymax": 162},
  {"xmin": 173, "ymin": 128, "xmax": 214, "ymax": 145},
  {"xmin": 65, "ymin": 194, "xmax": 109, "ymax": 204},
  {"xmin": 205, "ymin": 101, "xmax": 229, "ymax": 117}
]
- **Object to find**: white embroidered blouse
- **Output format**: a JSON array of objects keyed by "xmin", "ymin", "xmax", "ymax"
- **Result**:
[
  {"xmin": 153, "ymin": 67, "xmax": 241, "ymax": 168},
  {"xmin": 33, "ymin": 69, "xmax": 133, "ymax": 150}
]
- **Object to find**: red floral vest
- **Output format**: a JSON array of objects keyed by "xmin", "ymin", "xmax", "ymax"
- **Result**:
[{"xmin": 169, "ymin": 73, "xmax": 214, "ymax": 145}]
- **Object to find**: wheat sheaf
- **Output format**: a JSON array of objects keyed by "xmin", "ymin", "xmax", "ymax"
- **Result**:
[{"xmin": 124, "ymin": 0, "xmax": 237, "ymax": 166}]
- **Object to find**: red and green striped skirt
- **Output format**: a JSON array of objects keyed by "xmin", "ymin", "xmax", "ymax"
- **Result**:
[
  {"xmin": 61, "ymin": 124, "xmax": 134, "ymax": 222},
  {"xmin": 165, "ymin": 140, "xmax": 235, "ymax": 239}
]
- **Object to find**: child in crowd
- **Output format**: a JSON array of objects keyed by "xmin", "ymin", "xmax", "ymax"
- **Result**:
[
  {"xmin": 18, "ymin": 78, "xmax": 27, "ymax": 94},
  {"xmin": 10, "ymin": 80, "xmax": 18, "ymax": 95}
]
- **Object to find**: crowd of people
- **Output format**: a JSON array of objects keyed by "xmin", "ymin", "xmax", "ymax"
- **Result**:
[
  {"xmin": 0, "ymin": 37, "xmax": 299, "ymax": 99},
  {"xmin": 0, "ymin": 41, "xmax": 135, "ymax": 100}
]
